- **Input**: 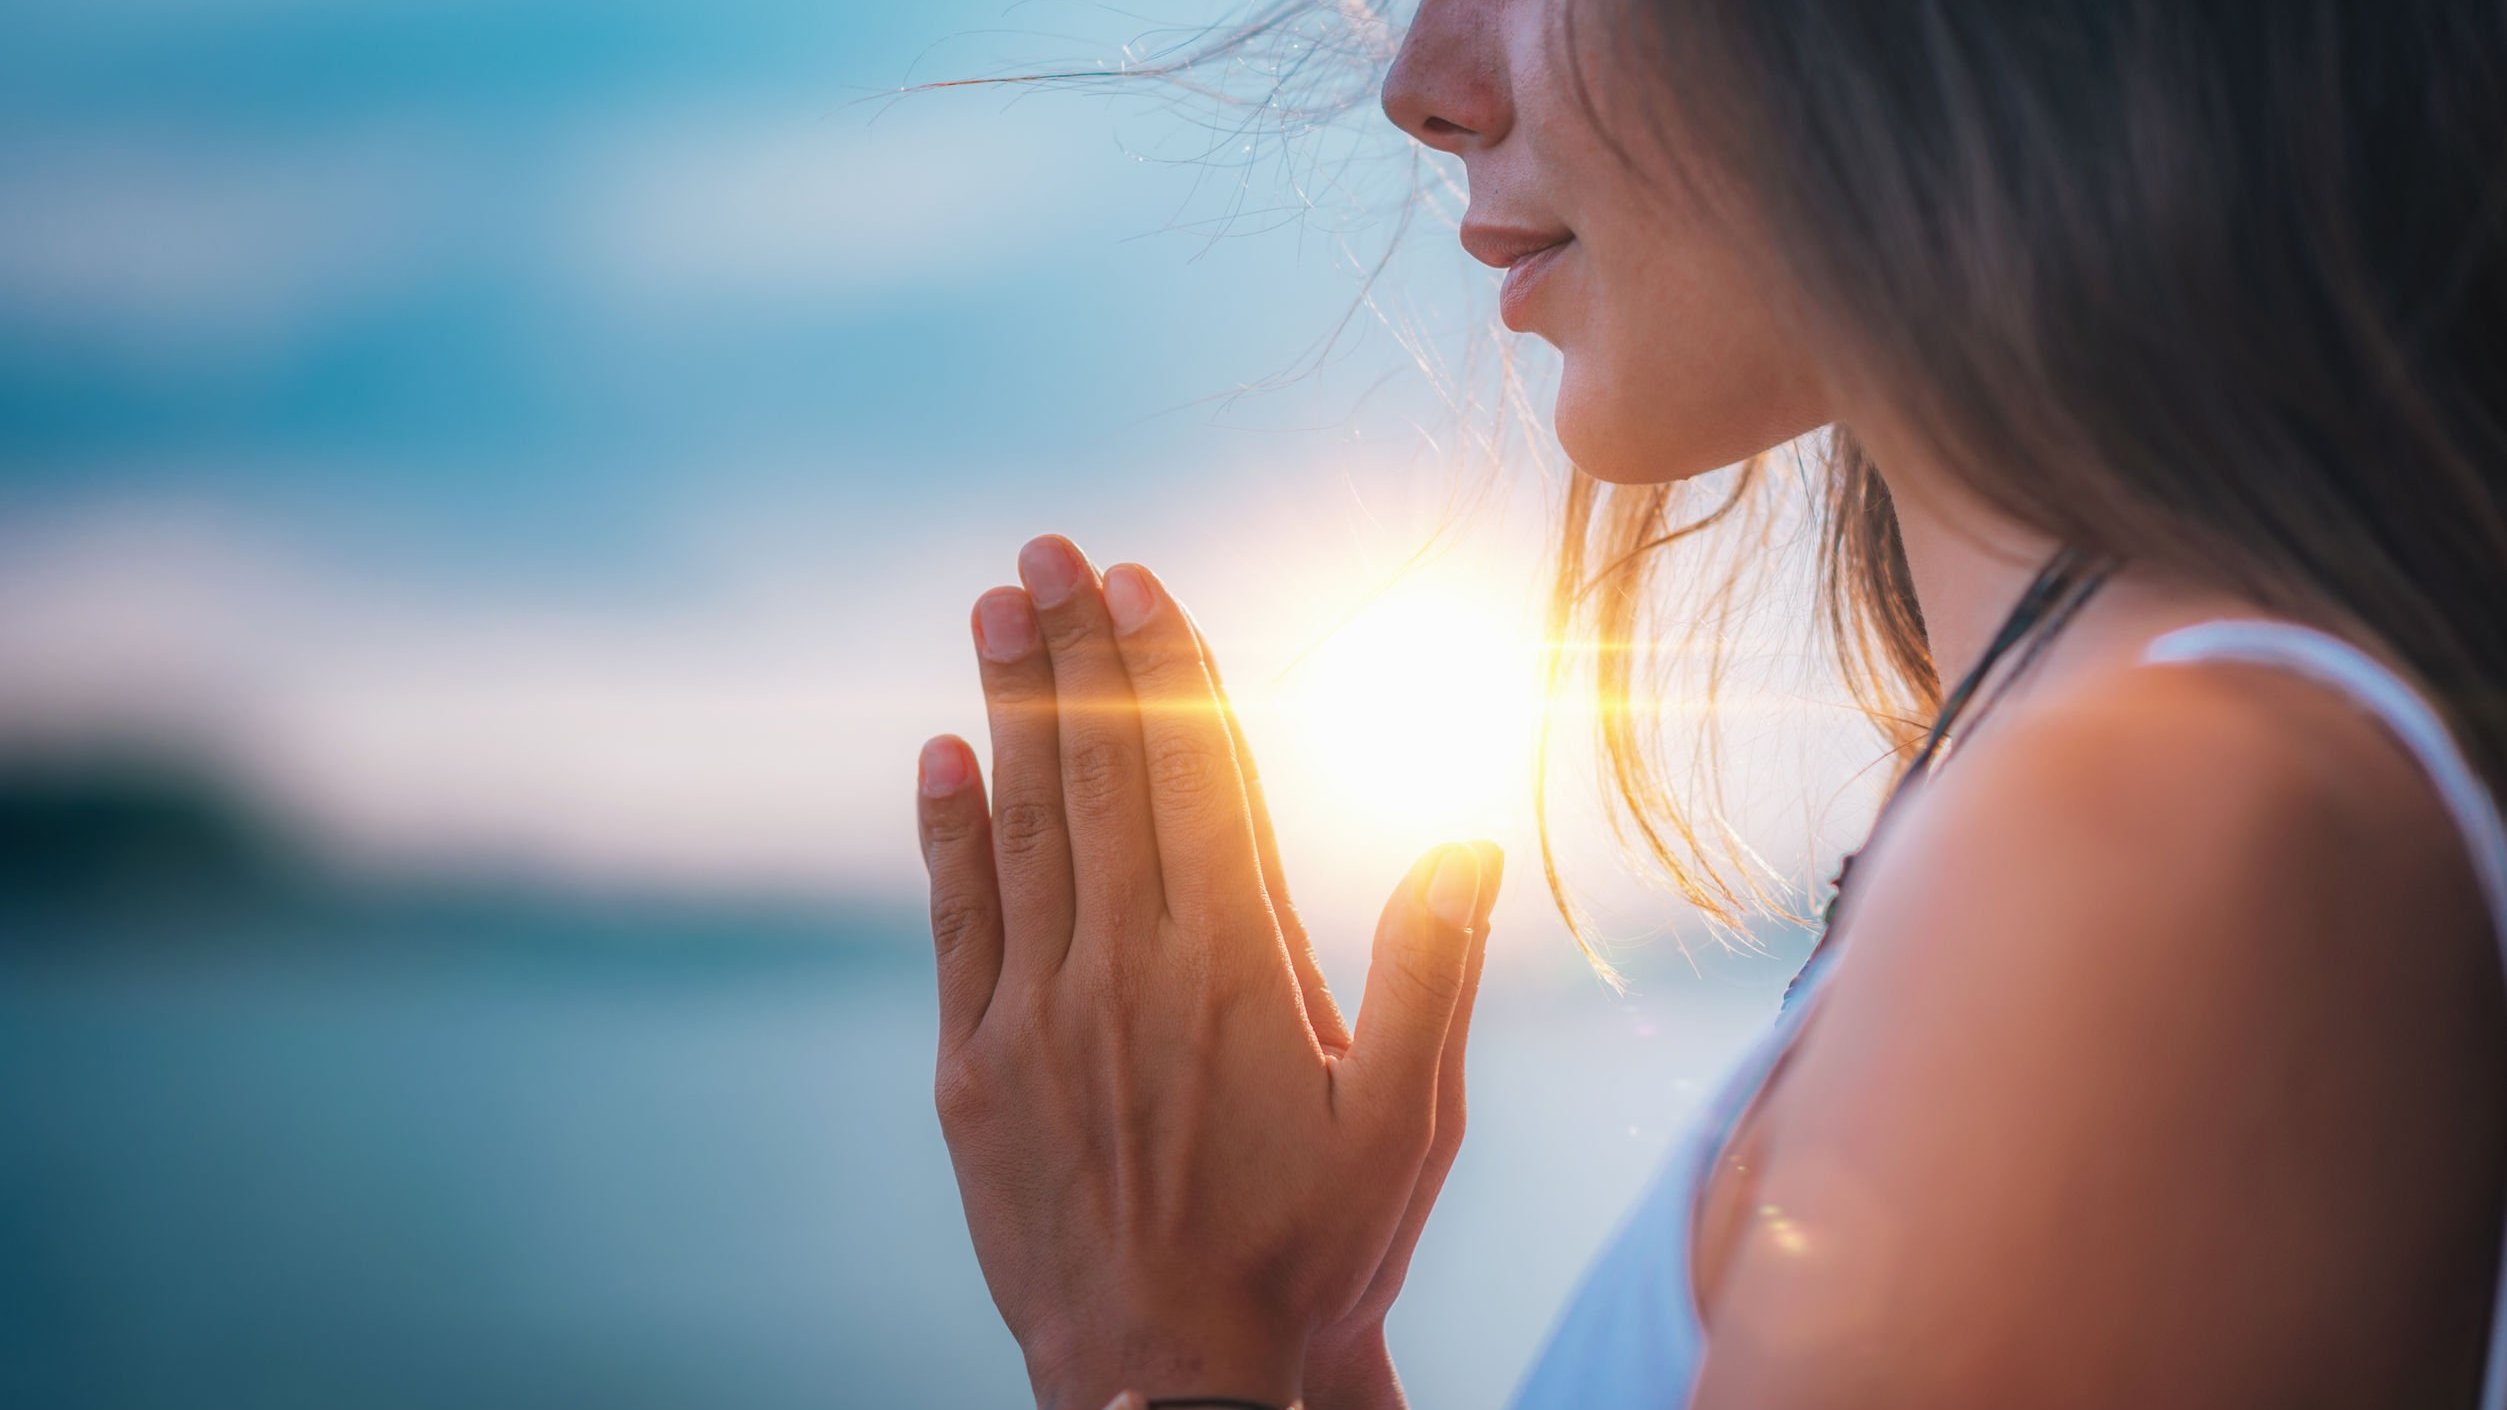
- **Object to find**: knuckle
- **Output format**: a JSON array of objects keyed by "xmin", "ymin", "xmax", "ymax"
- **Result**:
[
  {"xmin": 1387, "ymin": 944, "xmax": 1459, "ymax": 1011},
  {"xmin": 1039, "ymin": 610, "xmax": 1098, "ymax": 654},
  {"xmin": 1145, "ymin": 732, "xmax": 1226, "ymax": 803},
  {"xmin": 990, "ymin": 798, "xmax": 1062, "ymax": 861},
  {"xmin": 983, "ymin": 672, "xmax": 1052, "ymax": 716},
  {"xmin": 933, "ymin": 1050, "xmax": 990, "ymax": 1130},
  {"xmin": 927, "ymin": 895, "xmax": 994, "ymax": 959},
  {"xmin": 921, "ymin": 805, "xmax": 985, "ymax": 856},
  {"xmin": 1124, "ymin": 639, "xmax": 1195, "ymax": 690},
  {"xmin": 1064, "ymin": 735, "xmax": 1131, "ymax": 812}
]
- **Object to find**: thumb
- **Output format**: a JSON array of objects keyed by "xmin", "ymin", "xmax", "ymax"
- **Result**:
[{"xmin": 1339, "ymin": 843, "xmax": 1484, "ymax": 1140}]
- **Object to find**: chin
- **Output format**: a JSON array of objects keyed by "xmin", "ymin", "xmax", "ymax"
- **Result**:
[
  {"xmin": 1552, "ymin": 362, "xmax": 1738, "ymax": 486},
  {"xmin": 1553, "ymin": 355, "xmax": 1831, "ymax": 487}
]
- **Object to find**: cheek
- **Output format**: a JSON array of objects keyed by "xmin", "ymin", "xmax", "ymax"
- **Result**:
[{"xmin": 1551, "ymin": 236, "xmax": 1829, "ymax": 485}]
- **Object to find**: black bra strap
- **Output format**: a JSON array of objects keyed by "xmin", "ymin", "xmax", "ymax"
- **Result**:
[{"xmin": 1791, "ymin": 545, "xmax": 2116, "ymax": 1002}]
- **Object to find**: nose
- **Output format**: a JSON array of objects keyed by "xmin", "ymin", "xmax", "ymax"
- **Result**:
[{"xmin": 1380, "ymin": 0, "xmax": 1513, "ymax": 153}]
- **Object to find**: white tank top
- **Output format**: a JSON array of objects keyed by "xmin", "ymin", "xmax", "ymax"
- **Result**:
[{"xmin": 1509, "ymin": 621, "xmax": 2507, "ymax": 1409}]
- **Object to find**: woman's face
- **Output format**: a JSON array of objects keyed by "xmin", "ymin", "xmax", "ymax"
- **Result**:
[{"xmin": 1381, "ymin": 0, "xmax": 1829, "ymax": 484}]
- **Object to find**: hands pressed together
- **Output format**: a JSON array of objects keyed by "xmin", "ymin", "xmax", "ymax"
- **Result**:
[{"xmin": 914, "ymin": 535, "xmax": 1503, "ymax": 1410}]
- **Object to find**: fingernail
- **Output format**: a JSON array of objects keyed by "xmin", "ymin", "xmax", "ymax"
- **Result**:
[
  {"xmin": 919, "ymin": 737, "xmax": 969, "ymax": 797},
  {"xmin": 1100, "ymin": 1394, "xmax": 1144, "ymax": 1410},
  {"xmin": 1472, "ymin": 840, "xmax": 1506, "ymax": 891},
  {"xmin": 974, "ymin": 589, "xmax": 1037, "ymax": 661},
  {"xmin": 1471, "ymin": 840, "xmax": 1506, "ymax": 922},
  {"xmin": 1018, "ymin": 536, "xmax": 1086, "ymax": 608},
  {"xmin": 1104, "ymin": 564, "xmax": 1155, "ymax": 633},
  {"xmin": 1428, "ymin": 845, "xmax": 1481, "ymax": 929}
]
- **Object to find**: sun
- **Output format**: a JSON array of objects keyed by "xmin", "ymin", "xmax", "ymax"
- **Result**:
[{"xmin": 1240, "ymin": 565, "xmax": 1553, "ymax": 865}]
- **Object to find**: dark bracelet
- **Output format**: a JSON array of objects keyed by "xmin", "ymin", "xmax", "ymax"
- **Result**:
[{"xmin": 1145, "ymin": 1400, "xmax": 1289, "ymax": 1410}]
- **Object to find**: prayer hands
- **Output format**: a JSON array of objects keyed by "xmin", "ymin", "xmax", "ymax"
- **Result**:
[{"xmin": 915, "ymin": 536, "xmax": 1500, "ymax": 1410}]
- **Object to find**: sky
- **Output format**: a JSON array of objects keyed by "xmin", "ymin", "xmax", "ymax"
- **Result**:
[
  {"xmin": 0, "ymin": 0, "xmax": 1882, "ymax": 982},
  {"xmin": 0, "ymin": 12, "xmax": 1906, "ymax": 1403}
]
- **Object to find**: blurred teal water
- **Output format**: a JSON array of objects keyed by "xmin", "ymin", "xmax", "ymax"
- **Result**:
[{"xmin": 1, "ymin": 908, "xmax": 1784, "ymax": 1409}]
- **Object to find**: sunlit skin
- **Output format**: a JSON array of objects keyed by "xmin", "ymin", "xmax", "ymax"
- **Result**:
[
  {"xmin": 921, "ymin": 545, "xmax": 1501, "ymax": 1409},
  {"xmin": 917, "ymin": 0, "xmax": 2507, "ymax": 1406}
]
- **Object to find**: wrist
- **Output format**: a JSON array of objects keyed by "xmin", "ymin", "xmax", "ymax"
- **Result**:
[{"xmin": 1025, "ymin": 1313, "xmax": 1306, "ymax": 1410}]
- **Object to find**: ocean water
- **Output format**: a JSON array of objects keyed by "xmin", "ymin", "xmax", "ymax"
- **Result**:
[{"xmin": 0, "ymin": 919, "xmax": 1786, "ymax": 1410}]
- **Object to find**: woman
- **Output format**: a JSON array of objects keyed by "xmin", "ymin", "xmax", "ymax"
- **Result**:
[{"xmin": 912, "ymin": 1, "xmax": 2507, "ymax": 1405}]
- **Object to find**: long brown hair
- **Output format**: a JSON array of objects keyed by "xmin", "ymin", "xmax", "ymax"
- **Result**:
[
  {"xmin": 935, "ymin": 2, "xmax": 2507, "ymax": 969},
  {"xmin": 1535, "ymin": 0, "xmax": 2507, "ymax": 963},
  {"xmin": 1534, "ymin": 433, "xmax": 1935, "ymax": 973}
]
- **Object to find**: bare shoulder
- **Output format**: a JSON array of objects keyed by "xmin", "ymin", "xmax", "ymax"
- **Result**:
[
  {"xmin": 1826, "ymin": 656, "xmax": 2496, "ymax": 1052},
  {"xmin": 1691, "ymin": 655, "xmax": 2507, "ymax": 1407},
  {"xmin": 1879, "ymin": 654, "xmax": 2480, "ymax": 962}
]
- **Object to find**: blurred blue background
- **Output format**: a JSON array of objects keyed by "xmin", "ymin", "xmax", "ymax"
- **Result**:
[{"xmin": 0, "ymin": 3, "xmax": 1849, "ymax": 1406}]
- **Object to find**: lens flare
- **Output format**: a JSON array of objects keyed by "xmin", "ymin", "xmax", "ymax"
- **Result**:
[{"xmin": 1249, "ymin": 568, "xmax": 1549, "ymax": 857}]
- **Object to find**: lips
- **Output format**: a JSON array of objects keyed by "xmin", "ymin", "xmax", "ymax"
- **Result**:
[
  {"xmin": 1460, "ymin": 221, "xmax": 1576, "ymax": 332},
  {"xmin": 1460, "ymin": 221, "xmax": 1569, "ymax": 265},
  {"xmin": 1496, "ymin": 239, "xmax": 1572, "ymax": 330}
]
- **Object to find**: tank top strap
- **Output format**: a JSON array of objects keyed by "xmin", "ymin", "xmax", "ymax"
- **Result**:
[
  {"xmin": 2141, "ymin": 618, "xmax": 2507, "ymax": 1410},
  {"xmin": 2140, "ymin": 620, "xmax": 2507, "ymax": 936}
]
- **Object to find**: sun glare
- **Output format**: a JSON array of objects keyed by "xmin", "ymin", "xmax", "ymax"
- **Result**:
[{"xmin": 1244, "ymin": 567, "xmax": 1553, "ymax": 862}]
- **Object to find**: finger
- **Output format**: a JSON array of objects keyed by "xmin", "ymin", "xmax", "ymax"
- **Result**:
[
  {"xmin": 1339, "ymin": 844, "xmax": 1483, "ymax": 1148},
  {"xmin": 1189, "ymin": 614, "xmax": 1348, "ymax": 1050},
  {"xmin": 1346, "ymin": 844, "xmax": 1498, "ymax": 1300},
  {"xmin": 1104, "ymin": 564, "xmax": 1267, "ymax": 941},
  {"xmin": 1429, "ymin": 840, "xmax": 1505, "ymax": 1161},
  {"xmin": 972, "ymin": 586, "xmax": 1075, "ymax": 977},
  {"xmin": 1019, "ymin": 535, "xmax": 1162, "ymax": 934},
  {"xmin": 1377, "ymin": 840, "xmax": 1502, "ymax": 1285},
  {"xmin": 916, "ymin": 735, "xmax": 1003, "ymax": 1048}
]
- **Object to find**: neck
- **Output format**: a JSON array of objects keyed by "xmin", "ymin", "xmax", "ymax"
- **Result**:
[{"xmin": 1859, "ymin": 433, "xmax": 2060, "ymax": 690}]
